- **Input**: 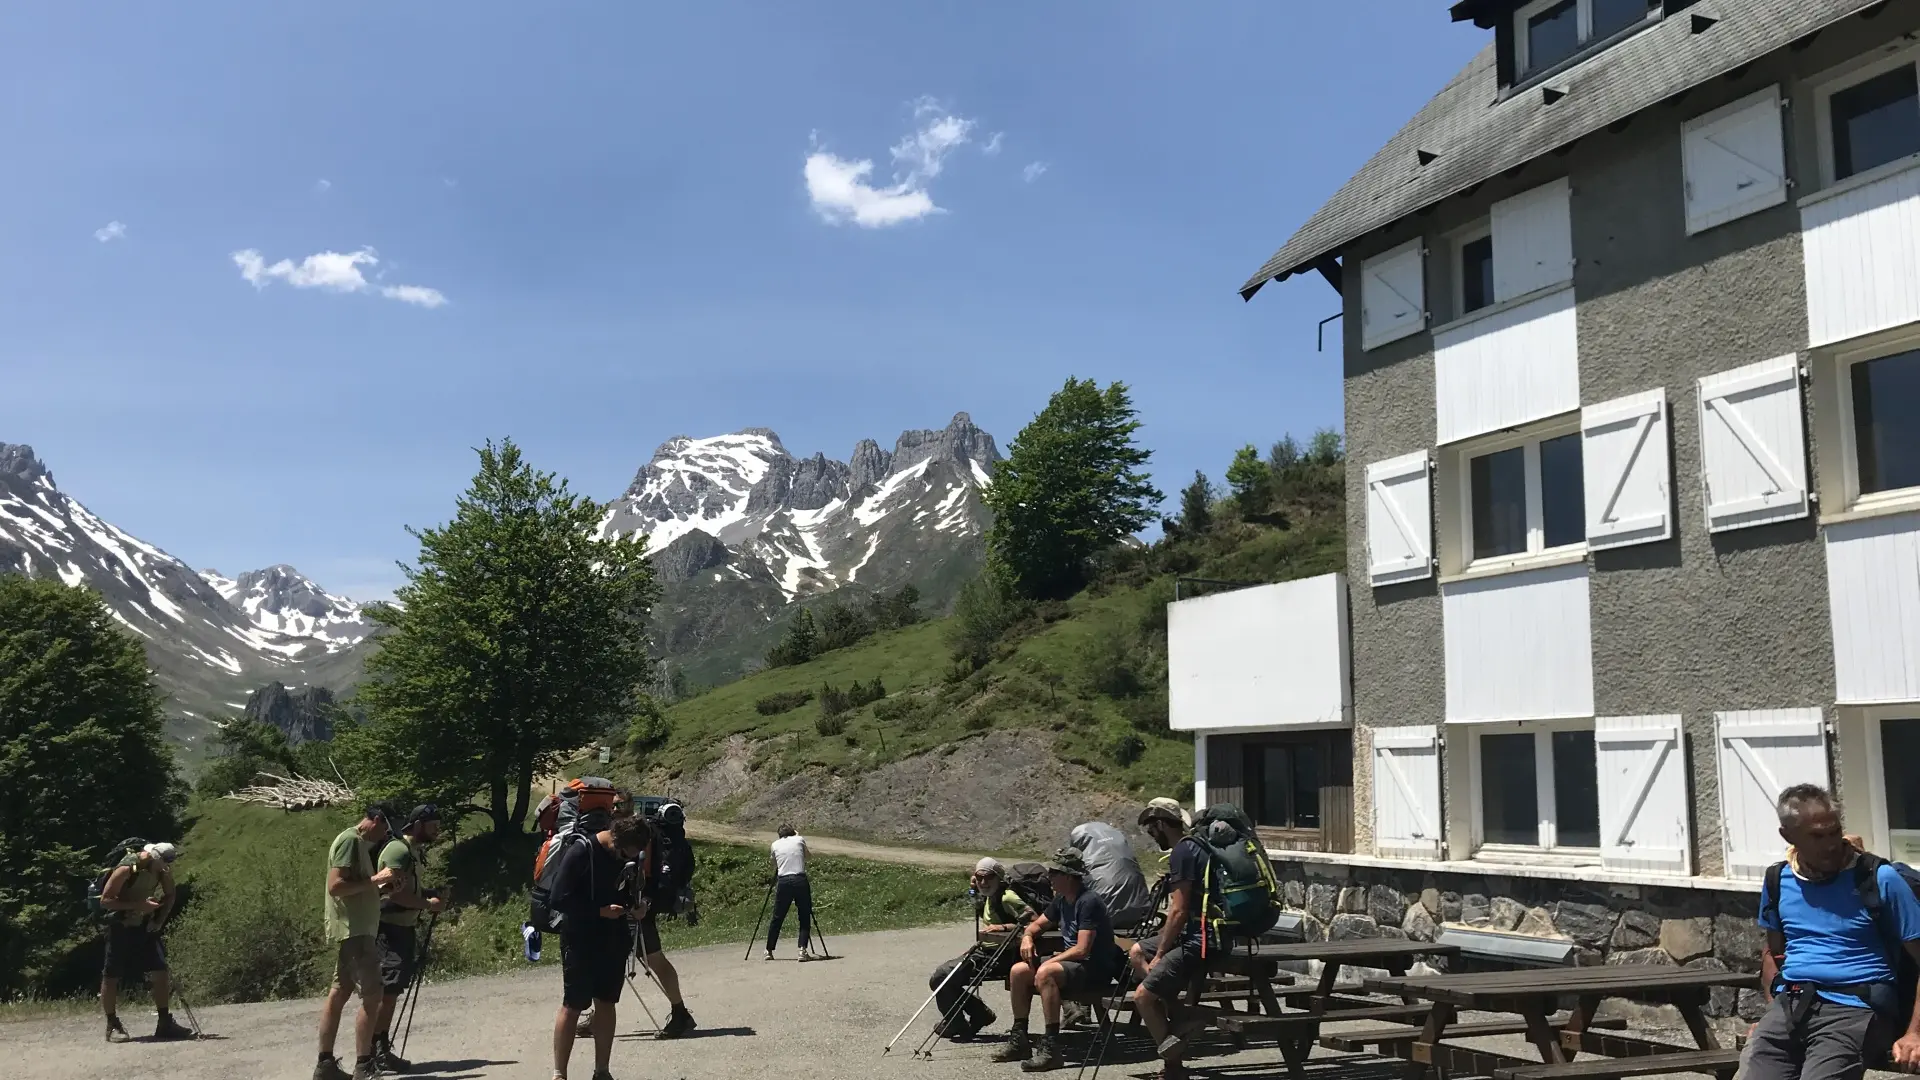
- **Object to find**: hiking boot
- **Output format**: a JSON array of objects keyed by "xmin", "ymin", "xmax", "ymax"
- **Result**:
[
  {"xmin": 153, "ymin": 1012, "xmax": 195, "ymax": 1040},
  {"xmin": 373, "ymin": 1034, "xmax": 412, "ymax": 1072},
  {"xmin": 105, "ymin": 1014, "xmax": 130, "ymax": 1043},
  {"xmin": 965, "ymin": 1000, "xmax": 998, "ymax": 1033},
  {"xmin": 575, "ymin": 1004, "xmax": 596, "ymax": 1036},
  {"xmin": 798, "ymin": 946, "xmax": 819, "ymax": 962},
  {"xmin": 312, "ymin": 1056, "xmax": 352, "ymax": 1080},
  {"xmin": 763, "ymin": 948, "xmax": 774, "ymax": 961},
  {"xmin": 591, "ymin": 1071, "xmax": 616, "ymax": 1080},
  {"xmin": 933, "ymin": 1016, "xmax": 977, "ymax": 1041},
  {"xmin": 350, "ymin": 1056, "xmax": 379, "ymax": 1080},
  {"xmin": 1021, "ymin": 1035, "xmax": 1066, "ymax": 1072},
  {"xmin": 991, "ymin": 1030, "xmax": 1032, "ymax": 1063},
  {"xmin": 657, "ymin": 1004, "xmax": 696, "ymax": 1039},
  {"xmin": 1061, "ymin": 1001, "xmax": 1091, "ymax": 1028}
]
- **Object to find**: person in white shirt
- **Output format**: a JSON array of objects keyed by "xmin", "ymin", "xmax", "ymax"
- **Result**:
[{"xmin": 765, "ymin": 826, "xmax": 816, "ymax": 961}]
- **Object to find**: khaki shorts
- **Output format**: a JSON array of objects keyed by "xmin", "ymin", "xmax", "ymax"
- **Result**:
[{"xmin": 333, "ymin": 935, "xmax": 381, "ymax": 998}]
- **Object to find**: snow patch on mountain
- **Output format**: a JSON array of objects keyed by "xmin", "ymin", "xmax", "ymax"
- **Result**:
[{"xmin": 200, "ymin": 564, "xmax": 371, "ymax": 651}]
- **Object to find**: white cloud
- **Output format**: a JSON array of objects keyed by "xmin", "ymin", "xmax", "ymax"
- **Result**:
[
  {"xmin": 1022, "ymin": 161, "xmax": 1049, "ymax": 184},
  {"xmin": 314, "ymin": 179, "xmax": 332, "ymax": 194},
  {"xmin": 94, "ymin": 221, "xmax": 127, "ymax": 243},
  {"xmin": 983, "ymin": 132, "xmax": 1004, "ymax": 157},
  {"xmin": 231, "ymin": 246, "xmax": 448, "ymax": 308},
  {"xmin": 804, "ymin": 101, "xmax": 982, "ymax": 229}
]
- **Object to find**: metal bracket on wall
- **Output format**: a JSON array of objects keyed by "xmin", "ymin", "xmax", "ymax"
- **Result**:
[{"xmin": 1317, "ymin": 311, "xmax": 1343, "ymax": 353}]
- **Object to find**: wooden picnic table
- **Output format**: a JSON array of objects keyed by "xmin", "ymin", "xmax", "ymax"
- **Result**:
[
  {"xmin": 1363, "ymin": 965, "xmax": 1756, "ymax": 1080},
  {"xmin": 1188, "ymin": 939, "xmax": 1461, "ymax": 1078}
]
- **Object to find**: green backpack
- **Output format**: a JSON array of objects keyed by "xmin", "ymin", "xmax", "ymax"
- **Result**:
[
  {"xmin": 1190, "ymin": 805, "xmax": 1280, "ymax": 942},
  {"xmin": 85, "ymin": 837, "xmax": 149, "ymax": 918}
]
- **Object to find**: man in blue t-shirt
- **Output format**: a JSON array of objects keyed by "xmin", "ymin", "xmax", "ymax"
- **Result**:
[
  {"xmin": 1130, "ymin": 801, "xmax": 1209, "ymax": 1080},
  {"xmin": 993, "ymin": 848, "xmax": 1119, "ymax": 1072},
  {"xmin": 1749, "ymin": 784, "xmax": 1920, "ymax": 1080}
]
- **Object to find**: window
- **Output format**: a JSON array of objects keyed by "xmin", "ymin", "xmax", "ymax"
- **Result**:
[
  {"xmin": 1247, "ymin": 741, "xmax": 1320, "ymax": 831},
  {"xmin": 1461, "ymin": 425, "xmax": 1585, "ymax": 567},
  {"xmin": 1515, "ymin": 0, "xmax": 1657, "ymax": 78},
  {"xmin": 1461, "ymin": 232, "xmax": 1495, "ymax": 316},
  {"xmin": 1882, "ymin": 718, "xmax": 1920, "ymax": 864},
  {"xmin": 1832, "ymin": 65, "xmax": 1920, "ymax": 182},
  {"xmin": 1851, "ymin": 349, "xmax": 1920, "ymax": 496},
  {"xmin": 1475, "ymin": 724, "xmax": 1600, "ymax": 853}
]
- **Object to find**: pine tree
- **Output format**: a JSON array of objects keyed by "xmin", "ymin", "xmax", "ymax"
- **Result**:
[
  {"xmin": 984, "ymin": 377, "xmax": 1163, "ymax": 600},
  {"xmin": 1177, "ymin": 470, "xmax": 1214, "ymax": 535},
  {"xmin": 347, "ymin": 439, "xmax": 659, "ymax": 834}
]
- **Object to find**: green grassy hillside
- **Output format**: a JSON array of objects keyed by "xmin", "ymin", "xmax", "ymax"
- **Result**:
[{"xmin": 632, "ymin": 483, "xmax": 1346, "ymax": 812}]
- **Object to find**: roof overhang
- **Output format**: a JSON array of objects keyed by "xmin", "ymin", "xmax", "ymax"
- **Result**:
[{"xmin": 1448, "ymin": 0, "xmax": 1510, "ymax": 29}]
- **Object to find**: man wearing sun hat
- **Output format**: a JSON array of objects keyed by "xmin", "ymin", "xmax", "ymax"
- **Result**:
[
  {"xmin": 993, "ymin": 848, "xmax": 1122, "ymax": 1072},
  {"xmin": 98, "ymin": 841, "xmax": 193, "ymax": 1043}
]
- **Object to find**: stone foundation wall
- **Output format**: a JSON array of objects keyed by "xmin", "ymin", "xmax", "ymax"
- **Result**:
[{"xmin": 1273, "ymin": 860, "xmax": 1766, "ymax": 1027}]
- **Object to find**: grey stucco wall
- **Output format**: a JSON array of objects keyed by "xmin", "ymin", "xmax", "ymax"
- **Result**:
[{"xmin": 1337, "ymin": 5, "xmax": 1920, "ymax": 869}]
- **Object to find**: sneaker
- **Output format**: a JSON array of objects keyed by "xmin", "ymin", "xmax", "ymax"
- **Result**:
[
  {"xmin": 575, "ymin": 1004, "xmax": 596, "ymax": 1037},
  {"xmin": 657, "ymin": 1005, "xmax": 696, "ymax": 1040},
  {"xmin": 797, "ymin": 947, "xmax": 818, "ymax": 962},
  {"xmin": 591, "ymin": 1071, "xmax": 616, "ymax": 1080},
  {"xmin": 991, "ymin": 1031, "xmax": 1031, "ymax": 1063},
  {"xmin": 105, "ymin": 1014, "xmax": 130, "ymax": 1043},
  {"xmin": 1021, "ymin": 1035, "xmax": 1066, "ymax": 1072},
  {"xmin": 763, "ymin": 948, "xmax": 774, "ymax": 961},
  {"xmin": 312, "ymin": 1057, "xmax": 352, "ymax": 1080},
  {"xmin": 153, "ymin": 1012, "xmax": 195, "ymax": 1041}
]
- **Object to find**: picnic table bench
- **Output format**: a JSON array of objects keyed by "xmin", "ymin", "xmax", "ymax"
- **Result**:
[{"xmin": 1362, "ymin": 965, "xmax": 1755, "ymax": 1080}]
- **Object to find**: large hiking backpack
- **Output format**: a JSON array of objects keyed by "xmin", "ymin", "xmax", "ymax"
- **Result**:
[
  {"xmin": 1191, "ymin": 804, "xmax": 1281, "ymax": 943},
  {"xmin": 1764, "ymin": 851, "xmax": 1920, "ymax": 1062},
  {"xmin": 526, "ymin": 777, "xmax": 619, "ymax": 934},
  {"xmin": 85, "ymin": 837, "xmax": 150, "ymax": 918},
  {"xmin": 1068, "ymin": 822, "xmax": 1153, "ymax": 930},
  {"xmin": 1002, "ymin": 861, "xmax": 1056, "ymax": 915}
]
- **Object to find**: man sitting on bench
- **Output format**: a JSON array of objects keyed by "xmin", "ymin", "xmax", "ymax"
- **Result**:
[
  {"xmin": 1131, "ymin": 801, "xmax": 1209, "ymax": 1080},
  {"xmin": 993, "ymin": 848, "xmax": 1120, "ymax": 1073}
]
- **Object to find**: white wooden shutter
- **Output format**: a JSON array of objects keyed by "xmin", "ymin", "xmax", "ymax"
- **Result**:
[
  {"xmin": 1682, "ymin": 86, "xmax": 1787, "ymax": 236},
  {"xmin": 1374, "ymin": 725, "xmax": 1442, "ymax": 859},
  {"xmin": 1365, "ymin": 451, "xmax": 1433, "ymax": 587},
  {"xmin": 1581, "ymin": 388, "xmax": 1672, "ymax": 551},
  {"xmin": 1596, "ymin": 716, "xmax": 1691, "ymax": 875},
  {"xmin": 1697, "ymin": 355, "xmax": 1809, "ymax": 533},
  {"xmin": 1361, "ymin": 239, "xmax": 1427, "ymax": 351},
  {"xmin": 1491, "ymin": 177, "xmax": 1573, "ymax": 302},
  {"xmin": 1716, "ymin": 709, "xmax": 1829, "ymax": 880}
]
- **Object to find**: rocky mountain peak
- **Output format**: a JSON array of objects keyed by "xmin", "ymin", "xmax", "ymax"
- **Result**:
[
  {"xmin": 243, "ymin": 680, "xmax": 338, "ymax": 745},
  {"xmin": 849, "ymin": 439, "xmax": 892, "ymax": 492},
  {"xmin": 891, "ymin": 412, "xmax": 1000, "ymax": 478},
  {"xmin": 0, "ymin": 443, "xmax": 52, "ymax": 487}
]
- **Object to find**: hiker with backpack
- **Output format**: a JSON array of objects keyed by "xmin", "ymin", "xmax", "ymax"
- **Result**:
[
  {"xmin": 1130, "ymin": 801, "xmax": 1212, "ymax": 1080},
  {"xmin": 993, "ymin": 847, "xmax": 1123, "ymax": 1073},
  {"xmin": 95, "ymin": 840, "xmax": 193, "ymax": 1043},
  {"xmin": 548, "ymin": 812, "xmax": 654, "ymax": 1080},
  {"xmin": 926, "ymin": 857, "xmax": 1040, "ymax": 1041},
  {"xmin": 577, "ymin": 795, "xmax": 697, "ymax": 1040},
  {"xmin": 1749, "ymin": 783, "xmax": 1920, "ymax": 1080},
  {"xmin": 370, "ymin": 804, "xmax": 447, "ymax": 1073},
  {"xmin": 316, "ymin": 802, "xmax": 400, "ymax": 1080}
]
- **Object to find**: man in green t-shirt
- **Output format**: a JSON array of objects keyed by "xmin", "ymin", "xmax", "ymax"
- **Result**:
[
  {"xmin": 314, "ymin": 802, "xmax": 398, "ymax": 1080},
  {"xmin": 927, "ymin": 857, "xmax": 1036, "ymax": 1041},
  {"xmin": 98, "ymin": 841, "xmax": 193, "ymax": 1042},
  {"xmin": 370, "ymin": 804, "xmax": 447, "ymax": 1073}
]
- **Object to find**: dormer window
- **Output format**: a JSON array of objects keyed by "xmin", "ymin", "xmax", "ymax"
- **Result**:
[{"xmin": 1515, "ymin": 0, "xmax": 1659, "ymax": 79}]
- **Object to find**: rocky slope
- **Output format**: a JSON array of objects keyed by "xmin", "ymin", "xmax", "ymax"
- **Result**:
[
  {"xmin": 0, "ymin": 443, "xmax": 374, "ymax": 756},
  {"xmin": 603, "ymin": 412, "xmax": 999, "ymax": 684},
  {"xmin": 242, "ymin": 680, "xmax": 339, "ymax": 745}
]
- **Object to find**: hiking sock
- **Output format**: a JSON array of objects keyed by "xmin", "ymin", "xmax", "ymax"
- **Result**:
[{"xmin": 1045, "ymin": 1024, "xmax": 1060, "ymax": 1040}]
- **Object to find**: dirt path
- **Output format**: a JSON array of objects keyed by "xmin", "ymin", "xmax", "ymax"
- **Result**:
[{"xmin": 683, "ymin": 819, "xmax": 981, "ymax": 872}]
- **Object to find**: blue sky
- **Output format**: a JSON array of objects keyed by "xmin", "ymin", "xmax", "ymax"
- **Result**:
[{"xmin": 0, "ymin": 3, "xmax": 1484, "ymax": 601}]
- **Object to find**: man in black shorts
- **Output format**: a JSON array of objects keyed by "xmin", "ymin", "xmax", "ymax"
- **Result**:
[
  {"xmin": 1131, "ymin": 802, "xmax": 1210, "ymax": 1080},
  {"xmin": 98, "ymin": 842, "xmax": 193, "ymax": 1042},
  {"xmin": 371, "ymin": 804, "xmax": 446, "ymax": 1073},
  {"xmin": 549, "ymin": 813, "xmax": 653, "ymax": 1080},
  {"xmin": 993, "ymin": 848, "xmax": 1119, "ymax": 1072}
]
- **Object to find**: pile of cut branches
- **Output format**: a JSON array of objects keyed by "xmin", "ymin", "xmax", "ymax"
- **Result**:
[{"xmin": 223, "ymin": 772, "xmax": 356, "ymax": 811}]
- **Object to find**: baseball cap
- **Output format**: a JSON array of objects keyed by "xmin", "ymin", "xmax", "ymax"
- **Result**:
[
  {"xmin": 407, "ymin": 804, "xmax": 441, "ymax": 826},
  {"xmin": 143, "ymin": 842, "xmax": 179, "ymax": 864}
]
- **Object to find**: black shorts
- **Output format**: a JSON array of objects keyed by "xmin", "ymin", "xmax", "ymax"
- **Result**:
[
  {"xmin": 560, "ymin": 929, "xmax": 625, "ymax": 1010},
  {"xmin": 377, "ymin": 923, "xmax": 418, "ymax": 993},
  {"xmin": 1047, "ymin": 959, "xmax": 1114, "ymax": 996},
  {"xmin": 102, "ymin": 923, "xmax": 165, "ymax": 981},
  {"xmin": 636, "ymin": 913, "xmax": 662, "ymax": 957},
  {"xmin": 1137, "ymin": 939, "xmax": 1202, "ymax": 1001}
]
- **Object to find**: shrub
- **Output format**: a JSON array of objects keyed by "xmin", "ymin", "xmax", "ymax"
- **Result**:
[
  {"xmin": 1076, "ymin": 624, "xmax": 1148, "ymax": 699},
  {"xmin": 946, "ymin": 574, "xmax": 1029, "ymax": 669},
  {"xmin": 873, "ymin": 695, "xmax": 923, "ymax": 724},
  {"xmin": 754, "ymin": 690, "xmax": 814, "ymax": 716},
  {"xmin": 846, "ymin": 676, "xmax": 887, "ymax": 708},
  {"xmin": 1110, "ymin": 732, "xmax": 1147, "ymax": 766},
  {"xmin": 819, "ymin": 683, "xmax": 852, "ymax": 717},
  {"xmin": 167, "ymin": 844, "xmax": 328, "ymax": 1003},
  {"xmin": 626, "ymin": 696, "xmax": 672, "ymax": 755},
  {"xmin": 815, "ymin": 711, "xmax": 847, "ymax": 737}
]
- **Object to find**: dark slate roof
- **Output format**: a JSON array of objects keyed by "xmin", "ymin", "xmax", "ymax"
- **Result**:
[{"xmin": 1241, "ymin": 0, "xmax": 1884, "ymax": 299}]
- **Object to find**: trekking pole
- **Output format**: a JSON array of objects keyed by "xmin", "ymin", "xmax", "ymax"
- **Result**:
[
  {"xmin": 172, "ymin": 984, "xmax": 204, "ymax": 1040},
  {"xmin": 743, "ymin": 881, "xmax": 773, "ymax": 961},
  {"xmin": 1081, "ymin": 961, "xmax": 1142, "ymax": 1080},
  {"xmin": 397, "ymin": 912, "xmax": 438, "ymax": 1059},
  {"xmin": 884, "ymin": 936, "xmax": 992, "ymax": 1056},
  {"xmin": 911, "ymin": 930, "xmax": 1020, "ymax": 1059}
]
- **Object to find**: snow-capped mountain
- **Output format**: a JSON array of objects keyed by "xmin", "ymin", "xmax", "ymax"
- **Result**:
[
  {"xmin": 0, "ymin": 443, "xmax": 373, "ymax": 740},
  {"xmin": 601, "ymin": 413, "xmax": 999, "ymax": 682},
  {"xmin": 201, "ymin": 564, "xmax": 372, "ymax": 651}
]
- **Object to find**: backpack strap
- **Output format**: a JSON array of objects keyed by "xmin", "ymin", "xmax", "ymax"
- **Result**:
[
  {"xmin": 1764, "ymin": 861, "xmax": 1785, "ymax": 936},
  {"xmin": 1852, "ymin": 853, "xmax": 1902, "ymax": 963}
]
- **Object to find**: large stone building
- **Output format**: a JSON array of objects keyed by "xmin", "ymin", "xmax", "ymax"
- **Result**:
[{"xmin": 1182, "ymin": 0, "xmax": 1920, "ymax": 1022}]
